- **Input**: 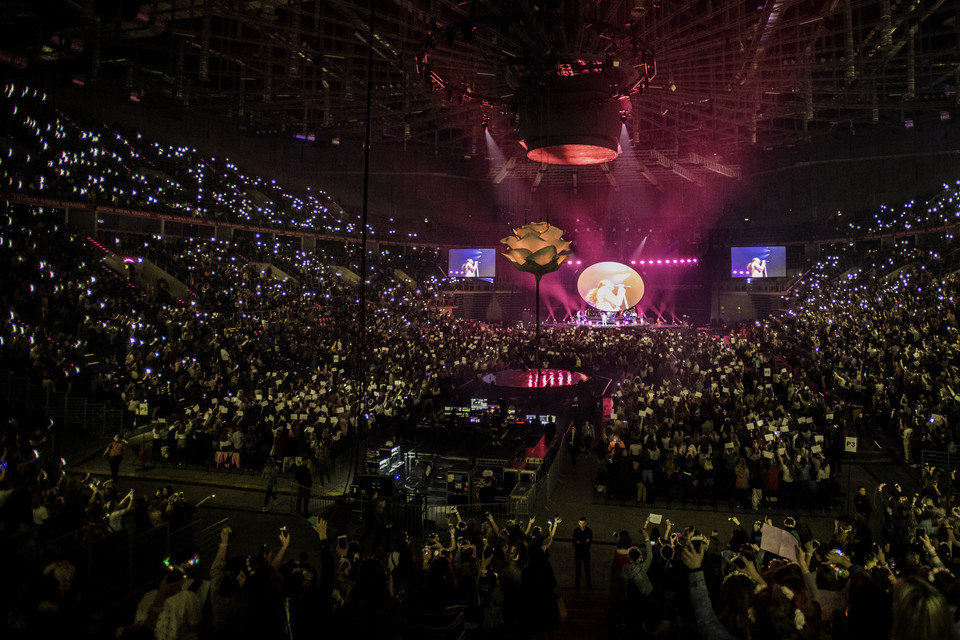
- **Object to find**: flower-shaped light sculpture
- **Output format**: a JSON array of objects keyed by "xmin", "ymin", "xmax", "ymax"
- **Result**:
[
  {"xmin": 501, "ymin": 222, "xmax": 571, "ymax": 281},
  {"xmin": 501, "ymin": 222, "xmax": 571, "ymax": 376}
]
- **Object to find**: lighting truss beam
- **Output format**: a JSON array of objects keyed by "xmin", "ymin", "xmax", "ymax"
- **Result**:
[
  {"xmin": 686, "ymin": 153, "xmax": 742, "ymax": 179},
  {"xmin": 492, "ymin": 156, "xmax": 516, "ymax": 184},
  {"xmin": 531, "ymin": 163, "xmax": 548, "ymax": 191},
  {"xmin": 599, "ymin": 162, "xmax": 619, "ymax": 191},
  {"xmin": 651, "ymin": 150, "xmax": 702, "ymax": 186}
]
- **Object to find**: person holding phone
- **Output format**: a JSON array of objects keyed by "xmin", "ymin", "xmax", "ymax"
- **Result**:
[{"xmin": 620, "ymin": 527, "xmax": 654, "ymax": 598}]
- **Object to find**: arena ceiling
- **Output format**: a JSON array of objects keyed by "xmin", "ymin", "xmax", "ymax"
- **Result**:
[{"xmin": 2, "ymin": 0, "xmax": 959, "ymax": 190}]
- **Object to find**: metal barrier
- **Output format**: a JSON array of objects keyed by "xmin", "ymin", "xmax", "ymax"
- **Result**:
[
  {"xmin": 921, "ymin": 449, "xmax": 960, "ymax": 476},
  {"xmin": 0, "ymin": 371, "xmax": 124, "ymax": 434}
]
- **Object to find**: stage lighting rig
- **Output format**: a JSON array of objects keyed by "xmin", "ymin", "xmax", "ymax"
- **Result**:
[{"xmin": 414, "ymin": 7, "xmax": 656, "ymax": 166}]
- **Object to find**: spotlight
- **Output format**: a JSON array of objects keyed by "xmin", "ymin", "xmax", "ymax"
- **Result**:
[
  {"xmin": 480, "ymin": 116, "xmax": 489, "ymax": 131},
  {"xmin": 619, "ymin": 110, "xmax": 628, "ymax": 123}
]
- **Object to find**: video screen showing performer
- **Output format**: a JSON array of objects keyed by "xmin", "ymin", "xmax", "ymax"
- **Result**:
[
  {"xmin": 729, "ymin": 246, "xmax": 786, "ymax": 278},
  {"xmin": 462, "ymin": 258, "xmax": 479, "ymax": 277},
  {"xmin": 448, "ymin": 248, "xmax": 496, "ymax": 281},
  {"xmin": 576, "ymin": 262, "xmax": 645, "ymax": 312}
]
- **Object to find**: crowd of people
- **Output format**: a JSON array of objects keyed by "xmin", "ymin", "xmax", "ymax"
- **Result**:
[
  {"xmin": 0, "ymin": 83, "xmax": 354, "ymax": 234},
  {"xmin": 4, "ymin": 78, "xmax": 960, "ymax": 638},
  {"xmin": 598, "ymin": 467, "xmax": 960, "ymax": 640},
  {"xmin": 94, "ymin": 485, "xmax": 960, "ymax": 640},
  {"xmin": 103, "ymin": 510, "xmax": 569, "ymax": 640}
]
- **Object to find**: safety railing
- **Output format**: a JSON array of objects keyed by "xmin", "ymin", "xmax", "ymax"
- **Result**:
[
  {"xmin": 921, "ymin": 449, "xmax": 960, "ymax": 476},
  {"xmin": 0, "ymin": 371, "xmax": 124, "ymax": 434}
]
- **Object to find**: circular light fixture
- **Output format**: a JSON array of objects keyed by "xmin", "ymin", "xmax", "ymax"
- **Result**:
[{"xmin": 517, "ymin": 75, "xmax": 622, "ymax": 165}]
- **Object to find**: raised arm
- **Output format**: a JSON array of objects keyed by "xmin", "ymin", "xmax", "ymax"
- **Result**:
[
  {"xmin": 270, "ymin": 528, "xmax": 292, "ymax": 569},
  {"xmin": 312, "ymin": 518, "xmax": 336, "ymax": 595},
  {"xmin": 118, "ymin": 489, "xmax": 136, "ymax": 512},
  {"xmin": 195, "ymin": 494, "xmax": 215, "ymax": 508},
  {"xmin": 524, "ymin": 516, "xmax": 536, "ymax": 537},
  {"xmin": 485, "ymin": 511, "xmax": 500, "ymax": 535},
  {"xmin": 542, "ymin": 516, "xmax": 561, "ymax": 551},
  {"xmin": 681, "ymin": 540, "xmax": 738, "ymax": 640},
  {"xmin": 213, "ymin": 527, "xmax": 231, "ymax": 571}
]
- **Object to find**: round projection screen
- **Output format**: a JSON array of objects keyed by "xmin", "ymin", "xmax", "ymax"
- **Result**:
[{"xmin": 577, "ymin": 262, "xmax": 645, "ymax": 312}]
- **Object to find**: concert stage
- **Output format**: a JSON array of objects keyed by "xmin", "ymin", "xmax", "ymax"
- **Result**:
[
  {"xmin": 545, "ymin": 319, "xmax": 692, "ymax": 330},
  {"xmin": 481, "ymin": 368, "xmax": 589, "ymax": 389}
]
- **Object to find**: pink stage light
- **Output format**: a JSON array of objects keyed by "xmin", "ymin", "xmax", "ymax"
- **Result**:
[{"xmin": 589, "ymin": 258, "xmax": 698, "ymax": 268}]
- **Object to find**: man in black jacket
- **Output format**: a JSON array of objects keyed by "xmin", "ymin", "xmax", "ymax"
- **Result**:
[
  {"xmin": 572, "ymin": 515, "xmax": 593, "ymax": 589},
  {"xmin": 293, "ymin": 457, "xmax": 313, "ymax": 517}
]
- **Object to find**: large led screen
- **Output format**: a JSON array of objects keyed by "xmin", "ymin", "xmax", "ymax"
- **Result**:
[
  {"xmin": 730, "ymin": 246, "xmax": 786, "ymax": 278},
  {"xmin": 449, "ymin": 248, "xmax": 496, "ymax": 280},
  {"xmin": 576, "ymin": 262, "xmax": 645, "ymax": 311}
]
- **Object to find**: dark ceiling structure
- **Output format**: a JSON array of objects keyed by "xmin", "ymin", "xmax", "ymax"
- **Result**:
[{"xmin": 2, "ymin": 0, "xmax": 959, "ymax": 191}]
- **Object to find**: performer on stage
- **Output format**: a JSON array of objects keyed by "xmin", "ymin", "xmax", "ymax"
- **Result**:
[
  {"xmin": 462, "ymin": 257, "xmax": 480, "ymax": 277},
  {"xmin": 586, "ymin": 280, "xmax": 629, "ymax": 312},
  {"xmin": 746, "ymin": 257, "xmax": 767, "ymax": 278}
]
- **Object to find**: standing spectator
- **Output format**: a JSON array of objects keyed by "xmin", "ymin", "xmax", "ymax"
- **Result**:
[
  {"xmin": 521, "ymin": 541, "xmax": 561, "ymax": 639},
  {"xmin": 582, "ymin": 421, "xmax": 594, "ymax": 455},
  {"xmin": 105, "ymin": 489, "xmax": 136, "ymax": 533},
  {"xmin": 572, "ymin": 516, "xmax": 592, "ymax": 589},
  {"xmin": 854, "ymin": 485, "xmax": 873, "ymax": 523},
  {"xmin": 293, "ymin": 457, "xmax": 313, "ymax": 517},
  {"xmin": 261, "ymin": 457, "xmax": 279, "ymax": 512},
  {"xmin": 104, "ymin": 433, "xmax": 128, "ymax": 483},
  {"xmin": 734, "ymin": 458, "xmax": 751, "ymax": 509},
  {"xmin": 567, "ymin": 425, "xmax": 580, "ymax": 471},
  {"xmin": 620, "ymin": 530, "xmax": 654, "ymax": 600},
  {"xmin": 901, "ymin": 422, "xmax": 915, "ymax": 465}
]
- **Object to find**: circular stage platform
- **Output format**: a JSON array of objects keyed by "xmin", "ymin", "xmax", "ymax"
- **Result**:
[{"xmin": 481, "ymin": 369, "xmax": 589, "ymax": 389}]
